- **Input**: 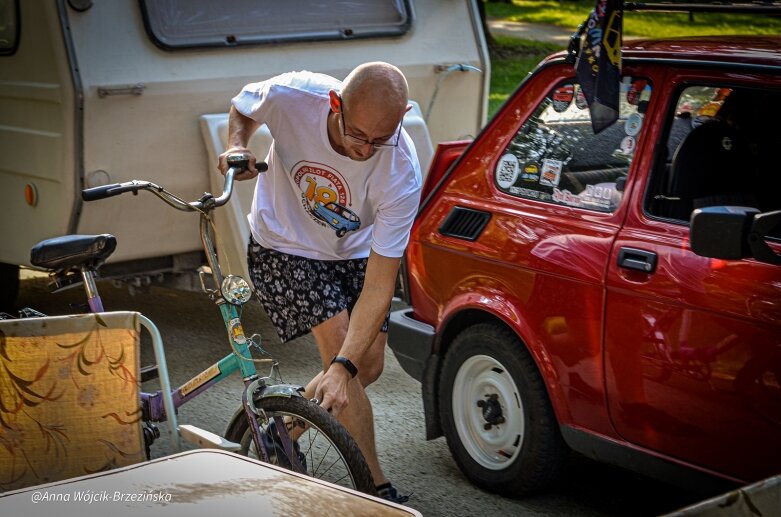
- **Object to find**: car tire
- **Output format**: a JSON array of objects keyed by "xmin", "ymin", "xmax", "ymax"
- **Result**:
[
  {"xmin": 0, "ymin": 263, "xmax": 19, "ymax": 313},
  {"xmin": 439, "ymin": 323, "xmax": 567, "ymax": 496}
]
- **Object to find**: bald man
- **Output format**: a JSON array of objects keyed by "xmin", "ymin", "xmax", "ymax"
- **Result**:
[{"xmin": 217, "ymin": 63, "xmax": 420, "ymax": 503}]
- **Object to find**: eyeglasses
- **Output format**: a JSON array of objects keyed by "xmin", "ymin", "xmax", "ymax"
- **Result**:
[{"xmin": 339, "ymin": 97, "xmax": 403, "ymax": 149}]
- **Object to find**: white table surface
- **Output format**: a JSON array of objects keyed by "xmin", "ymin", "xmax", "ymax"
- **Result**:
[{"xmin": 0, "ymin": 449, "xmax": 421, "ymax": 517}]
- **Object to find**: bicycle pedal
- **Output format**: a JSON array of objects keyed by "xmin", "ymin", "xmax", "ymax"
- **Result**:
[{"xmin": 178, "ymin": 424, "xmax": 241, "ymax": 452}]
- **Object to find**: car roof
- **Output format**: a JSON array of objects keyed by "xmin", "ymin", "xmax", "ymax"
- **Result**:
[
  {"xmin": 546, "ymin": 35, "xmax": 781, "ymax": 69},
  {"xmin": 624, "ymin": 36, "xmax": 781, "ymax": 67}
]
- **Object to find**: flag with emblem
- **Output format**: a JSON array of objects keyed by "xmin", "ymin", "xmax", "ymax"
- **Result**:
[{"xmin": 575, "ymin": 0, "xmax": 623, "ymax": 134}]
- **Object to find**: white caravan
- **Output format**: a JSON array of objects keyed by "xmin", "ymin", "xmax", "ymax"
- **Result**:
[{"xmin": 0, "ymin": 0, "xmax": 489, "ymax": 306}]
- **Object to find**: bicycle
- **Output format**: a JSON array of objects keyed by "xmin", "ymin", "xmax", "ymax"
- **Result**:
[{"xmin": 23, "ymin": 156, "xmax": 375, "ymax": 494}]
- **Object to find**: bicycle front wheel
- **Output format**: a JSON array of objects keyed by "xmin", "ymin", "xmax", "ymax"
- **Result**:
[{"xmin": 225, "ymin": 396, "xmax": 375, "ymax": 494}]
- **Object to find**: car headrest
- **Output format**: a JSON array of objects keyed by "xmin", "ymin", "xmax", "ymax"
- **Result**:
[{"xmin": 669, "ymin": 120, "xmax": 747, "ymax": 201}]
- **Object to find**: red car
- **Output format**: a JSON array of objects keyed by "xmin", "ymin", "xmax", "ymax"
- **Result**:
[{"xmin": 388, "ymin": 35, "xmax": 781, "ymax": 496}]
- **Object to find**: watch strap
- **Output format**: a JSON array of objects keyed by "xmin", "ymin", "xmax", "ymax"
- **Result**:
[{"xmin": 330, "ymin": 355, "xmax": 358, "ymax": 378}]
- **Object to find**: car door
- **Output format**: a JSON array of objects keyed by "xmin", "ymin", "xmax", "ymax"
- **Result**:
[{"xmin": 604, "ymin": 70, "xmax": 781, "ymax": 482}]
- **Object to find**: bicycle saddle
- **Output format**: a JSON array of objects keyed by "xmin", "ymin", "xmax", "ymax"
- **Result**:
[{"xmin": 30, "ymin": 234, "xmax": 117, "ymax": 271}]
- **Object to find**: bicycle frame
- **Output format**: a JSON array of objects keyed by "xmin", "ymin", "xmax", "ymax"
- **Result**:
[{"xmin": 78, "ymin": 164, "xmax": 304, "ymax": 469}]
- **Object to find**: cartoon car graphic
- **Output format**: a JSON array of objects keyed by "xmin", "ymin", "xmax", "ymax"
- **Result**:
[{"xmin": 313, "ymin": 201, "xmax": 360, "ymax": 237}]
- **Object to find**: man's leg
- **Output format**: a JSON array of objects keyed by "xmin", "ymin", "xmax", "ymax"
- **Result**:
[
  {"xmin": 246, "ymin": 242, "xmax": 392, "ymax": 486},
  {"xmin": 303, "ymin": 309, "xmax": 390, "ymax": 487}
]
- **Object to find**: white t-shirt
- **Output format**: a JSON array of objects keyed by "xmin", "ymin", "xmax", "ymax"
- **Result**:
[{"xmin": 232, "ymin": 71, "xmax": 422, "ymax": 261}]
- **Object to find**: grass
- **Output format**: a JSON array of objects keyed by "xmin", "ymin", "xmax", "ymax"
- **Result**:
[
  {"xmin": 484, "ymin": 1, "xmax": 781, "ymax": 117},
  {"xmin": 488, "ymin": 36, "xmax": 561, "ymax": 117},
  {"xmin": 485, "ymin": 0, "xmax": 781, "ymax": 38}
]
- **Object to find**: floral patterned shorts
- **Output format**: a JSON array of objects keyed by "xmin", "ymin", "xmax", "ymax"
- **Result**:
[{"xmin": 247, "ymin": 237, "xmax": 390, "ymax": 343}]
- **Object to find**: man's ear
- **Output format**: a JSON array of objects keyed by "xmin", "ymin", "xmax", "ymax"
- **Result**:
[{"xmin": 329, "ymin": 90, "xmax": 342, "ymax": 113}]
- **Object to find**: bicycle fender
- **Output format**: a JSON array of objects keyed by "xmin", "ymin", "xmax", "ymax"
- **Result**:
[
  {"xmin": 224, "ymin": 383, "xmax": 306, "ymax": 439},
  {"xmin": 258, "ymin": 384, "xmax": 306, "ymax": 399}
]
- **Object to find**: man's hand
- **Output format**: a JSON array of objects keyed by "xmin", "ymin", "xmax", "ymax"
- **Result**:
[
  {"xmin": 314, "ymin": 364, "xmax": 353, "ymax": 416},
  {"xmin": 218, "ymin": 147, "xmax": 262, "ymax": 181}
]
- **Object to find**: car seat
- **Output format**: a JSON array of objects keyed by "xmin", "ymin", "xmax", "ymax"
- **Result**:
[{"xmin": 667, "ymin": 120, "xmax": 758, "ymax": 221}]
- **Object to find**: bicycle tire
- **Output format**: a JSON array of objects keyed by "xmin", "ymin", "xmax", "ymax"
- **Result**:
[{"xmin": 225, "ymin": 395, "xmax": 375, "ymax": 495}]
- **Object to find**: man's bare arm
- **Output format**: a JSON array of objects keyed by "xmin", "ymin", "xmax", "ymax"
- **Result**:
[
  {"xmin": 315, "ymin": 250, "xmax": 400, "ymax": 413},
  {"xmin": 217, "ymin": 105, "xmax": 262, "ymax": 180},
  {"xmin": 340, "ymin": 250, "xmax": 399, "ymax": 361}
]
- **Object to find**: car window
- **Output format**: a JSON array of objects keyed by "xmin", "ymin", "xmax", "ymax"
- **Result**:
[
  {"xmin": 646, "ymin": 85, "xmax": 781, "ymax": 238},
  {"xmin": 494, "ymin": 77, "xmax": 652, "ymax": 213},
  {"xmin": 0, "ymin": 0, "xmax": 19, "ymax": 56},
  {"xmin": 140, "ymin": 0, "xmax": 412, "ymax": 50}
]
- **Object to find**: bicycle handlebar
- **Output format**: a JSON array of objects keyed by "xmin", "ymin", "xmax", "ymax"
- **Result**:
[
  {"xmin": 79, "ymin": 155, "xmax": 267, "ymax": 305},
  {"xmin": 81, "ymin": 155, "xmax": 268, "ymax": 211},
  {"xmin": 82, "ymin": 181, "xmax": 153, "ymax": 201},
  {"xmin": 208, "ymin": 155, "xmax": 268, "ymax": 208}
]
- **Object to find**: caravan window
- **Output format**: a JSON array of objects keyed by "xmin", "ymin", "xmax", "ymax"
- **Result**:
[
  {"xmin": 140, "ymin": 0, "xmax": 413, "ymax": 50},
  {"xmin": 0, "ymin": 0, "xmax": 19, "ymax": 56}
]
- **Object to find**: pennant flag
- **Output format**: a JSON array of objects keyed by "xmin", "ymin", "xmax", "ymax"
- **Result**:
[{"xmin": 575, "ymin": 0, "xmax": 623, "ymax": 134}]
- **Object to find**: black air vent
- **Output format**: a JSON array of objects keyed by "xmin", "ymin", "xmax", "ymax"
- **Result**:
[{"xmin": 438, "ymin": 206, "xmax": 491, "ymax": 241}]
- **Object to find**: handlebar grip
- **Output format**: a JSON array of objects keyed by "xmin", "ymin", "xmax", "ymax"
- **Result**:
[
  {"xmin": 82, "ymin": 182, "xmax": 150, "ymax": 201},
  {"xmin": 82, "ymin": 183, "xmax": 123, "ymax": 201},
  {"xmin": 226, "ymin": 155, "xmax": 249, "ymax": 170},
  {"xmin": 226, "ymin": 154, "xmax": 268, "ymax": 173}
]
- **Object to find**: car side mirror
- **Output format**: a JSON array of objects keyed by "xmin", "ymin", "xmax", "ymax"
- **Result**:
[{"xmin": 690, "ymin": 206, "xmax": 781, "ymax": 265}]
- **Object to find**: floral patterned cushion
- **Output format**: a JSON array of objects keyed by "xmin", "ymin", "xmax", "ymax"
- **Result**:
[{"xmin": 0, "ymin": 312, "xmax": 144, "ymax": 491}]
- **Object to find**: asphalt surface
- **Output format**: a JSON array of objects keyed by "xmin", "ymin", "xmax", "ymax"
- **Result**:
[{"xmin": 15, "ymin": 275, "xmax": 710, "ymax": 517}]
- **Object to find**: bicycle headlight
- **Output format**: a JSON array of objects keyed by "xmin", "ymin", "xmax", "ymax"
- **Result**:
[{"xmin": 220, "ymin": 275, "xmax": 252, "ymax": 304}]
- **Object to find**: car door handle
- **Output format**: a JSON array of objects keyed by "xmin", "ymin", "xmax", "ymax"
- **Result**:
[{"xmin": 617, "ymin": 247, "xmax": 658, "ymax": 273}]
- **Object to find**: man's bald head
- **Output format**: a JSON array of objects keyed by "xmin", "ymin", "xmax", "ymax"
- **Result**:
[
  {"xmin": 341, "ymin": 62, "xmax": 409, "ymax": 118},
  {"xmin": 327, "ymin": 62, "xmax": 409, "ymax": 161}
]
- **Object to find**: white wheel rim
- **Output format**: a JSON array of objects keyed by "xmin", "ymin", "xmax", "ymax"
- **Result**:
[{"xmin": 452, "ymin": 354, "xmax": 524, "ymax": 470}]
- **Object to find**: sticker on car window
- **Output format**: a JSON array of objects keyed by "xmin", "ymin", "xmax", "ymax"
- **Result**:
[
  {"xmin": 625, "ymin": 113, "xmax": 643, "ymax": 136},
  {"xmin": 627, "ymin": 79, "xmax": 647, "ymax": 106},
  {"xmin": 521, "ymin": 163, "xmax": 540, "ymax": 182},
  {"xmin": 619, "ymin": 136, "xmax": 636, "ymax": 155},
  {"xmin": 495, "ymin": 154, "xmax": 520, "ymax": 189},
  {"xmin": 540, "ymin": 159, "xmax": 563, "ymax": 187},
  {"xmin": 579, "ymin": 183, "xmax": 618, "ymax": 211},
  {"xmin": 552, "ymin": 188, "xmax": 583, "ymax": 207},
  {"xmin": 552, "ymin": 85, "xmax": 574, "ymax": 112},
  {"xmin": 509, "ymin": 186, "xmax": 551, "ymax": 201},
  {"xmin": 575, "ymin": 86, "xmax": 588, "ymax": 110},
  {"xmin": 640, "ymin": 84, "xmax": 652, "ymax": 103}
]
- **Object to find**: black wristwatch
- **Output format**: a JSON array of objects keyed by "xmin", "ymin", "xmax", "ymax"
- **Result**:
[{"xmin": 331, "ymin": 355, "xmax": 358, "ymax": 378}]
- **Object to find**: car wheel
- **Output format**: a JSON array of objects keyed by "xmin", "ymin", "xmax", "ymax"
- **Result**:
[
  {"xmin": 336, "ymin": 228, "xmax": 347, "ymax": 238},
  {"xmin": 439, "ymin": 323, "xmax": 567, "ymax": 496}
]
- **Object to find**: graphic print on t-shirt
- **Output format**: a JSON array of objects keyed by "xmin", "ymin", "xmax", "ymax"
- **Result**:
[{"xmin": 292, "ymin": 161, "xmax": 361, "ymax": 238}]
